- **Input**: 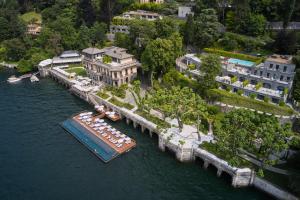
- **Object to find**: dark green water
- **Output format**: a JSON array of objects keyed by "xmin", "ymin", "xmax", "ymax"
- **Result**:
[{"xmin": 0, "ymin": 69, "xmax": 271, "ymax": 200}]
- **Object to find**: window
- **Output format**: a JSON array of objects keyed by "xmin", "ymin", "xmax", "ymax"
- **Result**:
[
  {"xmin": 280, "ymin": 75, "xmax": 283, "ymax": 81},
  {"xmin": 254, "ymin": 70, "xmax": 257, "ymax": 75},
  {"xmin": 287, "ymin": 77, "xmax": 291, "ymax": 81},
  {"xmin": 260, "ymin": 71, "xmax": 263, "ymax": 76},
  {"xmin": 114, "ymin": 72, "xmax": 117, "ymax": 78},
  {"xmin": 273, "ymin": 74, "xmax": 276, "ymax": 79},
  {"xmin": 269, "ymin": 64, "xmax": 273, "ymax": 68},
  {"xmin": 267, "ymin": 73, "xmax": 270, "ymax": 78},
  {"xmin": 283, "ymin": 66, "xmax": 287, "ymax": 72},
  {"xmin": 276, "ymin": 65, "xmax": 279, "ymax": 70}
]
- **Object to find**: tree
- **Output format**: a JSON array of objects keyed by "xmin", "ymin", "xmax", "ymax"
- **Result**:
[
  {"xmin": 183, "ymin": 14, "xmax": 194, "ymax": 46},
  {"xmin": 90, "ymin": 22, "xmax": 107, "ymax": 46},
  {"xmin": 77, "ymin": 0, "xmax": 96, "ymax": 27},
  {"xmin": 114, "ymin": 32, "xmax": 132, "ymax": 49},
  {"xmin": 141, "ymin": 33, "xmax": 183, "ymax": 86},
  {"xmin": 129, "ymin": 80, "xmax": 147, "ymax": 111},
  {"xmin": 2, "ymin": 38, "xmax": 26, "ymax": 61},
  {"xmin": 146, "ymin": 86, "xmax": 207, "ymax": 131},
  {"xmin": 198, "ymin": 54, "xmax": 221, "ymax": 95},
  {"xmin": 193, "ymin": 9, "xmax": 223, "ymax": 50},
  {"xmin": 155, "ymin": 17, "xmax": 178, "ymax": 38}
]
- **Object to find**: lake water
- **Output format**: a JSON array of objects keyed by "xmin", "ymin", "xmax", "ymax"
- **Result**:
[{"xmin": 0, "ymin": 69, "xmax": 270, "ymax": 200}]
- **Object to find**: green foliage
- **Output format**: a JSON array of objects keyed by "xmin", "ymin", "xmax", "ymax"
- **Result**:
[
  {"xmin": 146, "ymin": 86, "xmax": 207, "ymax": 131},
  {"xmin": 197, "ymin": 54, "xmax": 221, "ymax": 95},
  {"xmin": 289, "ymin": 136, "xmax": 300, "ymax": 150},
  {"xmin": 209, "ymin": 89, "xmax": 294, "ymax": 116},
  {"xmin": 203, "ymin": 48, "xmax": 263, "ymax": 64},
  {"xmin": 188, "ymin": 64, "xmax": 196, "ymax": 70},
  {"xmin": 109, "ymin": 97, "xmax": 134, "ymax": 110},
  {"xmin": 255, "ymin": 82, "xmax": 262, "ymax": 91},
  {"xmin": 103, "ymin": 55, "xmax": 112, "ymax": 64},
  {"xmin": 250, "ymin": 93, "xmax": 257, "ymax": 99},
  {"xmin": 279, "ymin": 101, "xmax": 285, "ymax": 107},
  {"xmin": 243, "ymin": 80, "xmax": 249, "ymax": 87},
  {"xmin": 214, "ymin": 109, "xmax": 292, "ymax": 170},
  {"xmin": 65, "ymin": 67, "xmax": 87, "ymax": 76},
  {"xmin": 193, "ymin": 9, "xmax": 223, "ymax": 50},
  {"xmin": 237, "ymin": 89, "xmax": 243, "ymax": 96},
  {"xmin": 130, "ymin": 3, "xmax": 162, "ymax": 12},
  {"xmin": 141, "ymin": 32, "xmax": 183, "ymax": 85},
  {"xmin": 21, "ymin": 11, "xmax": 42, "ymax": 24},
  {"xmin": 263, "ymin": 96, "xmax": 269, "ymax": 103},
  {"xmin": 114, "ymin": 32, "xmax": 132, "ymax": 49},
  {"xmin": 218, "ymin": 32, "xmax": 271, "ymax": 53},
  {"xmin": 97, "ymin": 91, "xmax": 110, "ymax": 100},
  {"xmin": 135, "ymin": 109, "xmax": 170, "ymax": 129},
  {"xmin": 231, "ymin": 76, "xmax": 237, "ymax": 83},
  {"xmin": 162, "ymin": 69, "xmax": 200, "ymax": 91}
]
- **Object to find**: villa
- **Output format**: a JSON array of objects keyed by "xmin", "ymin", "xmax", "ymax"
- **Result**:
[
  {"xmin": 217, "ymin": 55, "xmax": 296, "ymax": 103},
  {"xmin": 82, "ymin": 46, "xmax": 140, "ymax": 87},
  {"xmin": 26, "ymin": 22, "xmax": 42, "ymax": 35},
  {"xmin": 139, "ymin": 0, "xmax": 164, "ymax": 3},
  {"xmin": 176, "ymin": 54, "xmax": 296, "ymax": 103},
  {"xmin": 109, "ymin": 10, "xmax": 162, "ymax": 36}
]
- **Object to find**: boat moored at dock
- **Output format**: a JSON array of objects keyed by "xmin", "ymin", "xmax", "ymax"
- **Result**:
[{"xmin": 7, "ymin": 75, "xmax": 21, "ymax": 83}]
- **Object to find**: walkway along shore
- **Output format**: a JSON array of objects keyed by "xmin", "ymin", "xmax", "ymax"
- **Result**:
[{"xmin": 47, "ymin": 67, "xmax": 298, "ymax": 200}]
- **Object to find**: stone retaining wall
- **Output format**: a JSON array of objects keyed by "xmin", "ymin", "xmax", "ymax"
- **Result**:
[{"xmin": 253, "ymin": 176, "xmax": 299, "ymax": 200}]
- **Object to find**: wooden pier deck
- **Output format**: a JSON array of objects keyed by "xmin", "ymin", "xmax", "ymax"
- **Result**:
[{"xmin": 73, "ymin": 114, "xmax": 136, "ymax": 154}]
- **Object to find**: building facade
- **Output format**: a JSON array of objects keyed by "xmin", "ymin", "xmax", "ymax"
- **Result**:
[
  {"xmin": 216, "ymin": 55, "xmax": 296, "ymax": 103},
  {"xmin": 26, "ymin": 22, "xmax": 42, "ymax": 35},
  {"xmin": 140, "ymin": 0, "xmax": 164, "ymax": 3},
  {"xmin": 178, "ymin": 6, "xmax": 194, "ymax": 18},
  {"xmin": 176, "ymin": 54, "xmax": 296, "ymax": 103},
  {"xmin": 82, "ymin": 47, "xmax": 140, "ymax": 87}
]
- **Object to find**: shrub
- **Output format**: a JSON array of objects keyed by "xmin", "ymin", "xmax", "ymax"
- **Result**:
[
  {"xmin": 237, "ymin": 89, "xmax": 243, "ymax": 96},
  {"xmin": 225, "ymin": 85, "xmax": 232, "ymax": 92},
  {"xmin": 264, "ymin": 96, "xmax": 270, "ymax": 103},
  {"xmin": 203, "ymin": 48, "xmax": 263, "ymax": 64},
  {"xmin": 97, "ymin": 91, "xmax": 109, "ymax": 99},
  {"xmin": 231, "ymin": 76, "xmax": 237, "ymax": 83},
  {"xmin": 250, "ymin": 93, "xmax": 257, "ymax": 99},
  {"xmin": 243, "ymin": 80, "xmax": 249, "ymax": 87},
  {"xmin": 103, "ymin": 55, "xmax": 112, "ymax": 64},
  {"xmin": 109, "ymin": 97, "xmax": 134, "ymax": 110},
  {"xmin": 279, "ymin": 101, "xmax": 285, "ymax": 107},
  {"xmin": 255, "ymin": 82, "xmax": 262, "ymax": 90},
  {"xmin": 188, "ymin": 63, "xmax": 196, "ymax": 70}
]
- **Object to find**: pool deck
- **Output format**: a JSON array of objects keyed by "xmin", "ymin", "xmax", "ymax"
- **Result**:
[{"xmin": 73, "ymin": 114, "xmax": 136, "ymax": 154}]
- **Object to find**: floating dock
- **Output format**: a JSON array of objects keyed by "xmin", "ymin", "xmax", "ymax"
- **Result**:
[{"xmin": 61, "ymin": 112, "xmax": 136, "ymax": 163}]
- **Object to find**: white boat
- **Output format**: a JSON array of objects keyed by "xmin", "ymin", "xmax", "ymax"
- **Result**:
[
  {"xmin": 30, "ymin": 75, "xmax": 39, "ymax": 82},
  {"xmin": 7, "ymin": 75, "xmax": 21, "ymax": 83}
]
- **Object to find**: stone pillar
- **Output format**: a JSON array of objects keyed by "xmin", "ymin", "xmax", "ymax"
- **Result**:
[
  {"xmin": 158, "ymin": 135, "xmax": 165, "ymax": 151},
  {"xmin": 203, "ymin": 160, "xmax": 210, "ymax": 169},
  {"xmin": 133, "ymin": 121, "xmax": 137, "ymax": 128},
  {"xmin": 141, "ymin": 126, "xmax": 145, "ymax": 133},
  {"xmin": 217, "ymin": 168, "xmax": 223, "ymax": 177},
  {"xmin": 126, "ymin": 118, "xmax": 130, "ymax": 125},
  {"xmin": 149, "ymin": 131, "xmax": 153, "ymax": 138}
]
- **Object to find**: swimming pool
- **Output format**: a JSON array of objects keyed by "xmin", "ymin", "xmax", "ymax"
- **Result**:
[
  {"xmin": 61, "ymin": 118, "xmax": 119, "ymax": 162},
  {"xmin": 228, "ymin": 58, "xmax": 255, "ymax": 67}
]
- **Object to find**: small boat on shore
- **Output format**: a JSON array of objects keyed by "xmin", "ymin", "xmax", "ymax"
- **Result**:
[
  {"xmin": 7, "ymin": 75, "xmax": 21, "ymax": 83},
  {"xmin": 95, "ymin": 105, "xmax": 106, "ymax": 118},
  {"xmin": 30, "ymin": 75, "xmax": 39, "ymax": 82}
]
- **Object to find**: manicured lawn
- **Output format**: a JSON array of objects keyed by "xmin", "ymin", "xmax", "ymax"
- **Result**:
[
  {"xmin": 109, "ymin": 97, "xmax": 134, "ymax": 110},
  {"xmin": 209, "ymin": 89, "xmax": 295, "ymax": 116},
  {"xmin": 97, "ymin": 91, "xmax": 110, "ymax": 100},
  {"xmin": 65, "ymin": 67, "xmax": 87, "ymax": 76},
  {"xmin": 21, "ymin": 11, "xmax": 42, "ymax": 23},
  {"xmin": 135, "ymin": 109, "xmax": 170, "ymax": 129}
]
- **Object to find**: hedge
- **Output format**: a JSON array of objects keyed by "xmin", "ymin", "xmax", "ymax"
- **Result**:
[
  {"xmin": 208, "ymin": 89, "xmax": 294, "ymax": 116},
  {"xmin": 203, "ymin": 48, "xmax": 264, "ymax": 65}
]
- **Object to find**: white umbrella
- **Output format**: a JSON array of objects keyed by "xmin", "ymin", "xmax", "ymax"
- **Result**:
[
  {"xmin": 95, "ymin": 105, "xmax": 100, "ymax": 109},
  {"xmin": 105, "ymin": 112, "xmax": 110, "ymax": 115},
  {"xmin": 118, "ymin": 139, "xmax": 124, "ymax": 143},
  {"xmin": 87, "ymin": 112, "xmax": 93, "ymax": 115},
  {"xmin": 99, "ymin": 127, "xmax": 105, "ymax": 130},
  {"xmin": 83, "ymin": 116, "xmax": 88, "ymax": 119},
  {"xmin": 87, "ymin": 118, "xmax": 92, "ymax": 122},
  {"xmin": 102, "ymin": 123, "xmax": 107, "ymax": 126},
  {"xmin": 125, "ymin": 138, "xmax": 131, "ymax": 141},
  {"xmin": 99, "ymin": 119, "xmax": 104, "ymax": 122}
]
